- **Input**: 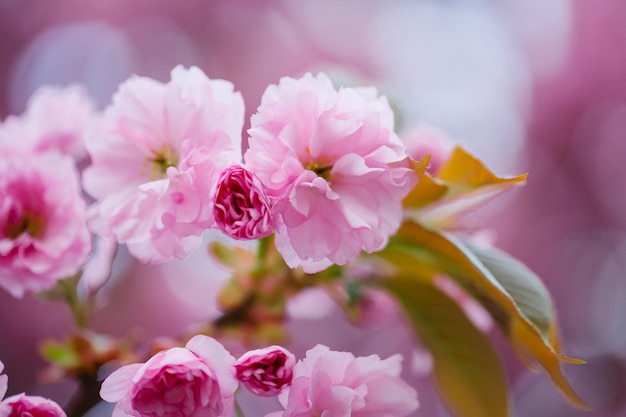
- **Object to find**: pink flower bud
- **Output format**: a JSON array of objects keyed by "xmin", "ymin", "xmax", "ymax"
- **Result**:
[
  {"xmin": 214, "ymin": 165, "xmax": 273, "ymax": 240},
  {"xmin": 234, "ymin": 346, "xmax": 295, "ymax": 397}
]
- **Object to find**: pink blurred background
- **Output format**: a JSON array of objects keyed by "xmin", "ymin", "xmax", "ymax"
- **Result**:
[{"xmin": 1, "ymin": 0, "xmax": 625, "ymax": 416}]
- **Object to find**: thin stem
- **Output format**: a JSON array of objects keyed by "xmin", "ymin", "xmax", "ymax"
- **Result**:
[
  {"xmin": 234, "ymin": 398, "xmax": 246, "ymax": 417},
  {"xmin": 254, "ymin": 235, "xmax": 271, "ymax": 272},
  {"xmin": 58, "ymin": 274, "xmax": 88, "ymax": 329}
]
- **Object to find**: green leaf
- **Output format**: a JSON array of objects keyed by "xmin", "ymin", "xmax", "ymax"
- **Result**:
[
  {"xmin": 461, "ymin": 241, "xmax": 554, "ymax": 342},
  {"xmin": 385, "ymin": 277, "xmax": 509, "ymax": 417},
  {"xmin": 385, "ymin": 221, "xmax": 587, "ymax": 408},
  {"xmin": 40, "ymin": 340, "xmax": 80, "ymax": 368}
]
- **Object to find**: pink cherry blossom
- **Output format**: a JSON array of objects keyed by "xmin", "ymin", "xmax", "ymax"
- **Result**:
[
  {"xmin": 0, "ymin": 153, "xmax": 92, "ymax": 298},
  {"xmin": 0, "ymin": 362, "xmax": 66, "ymax": 417},
  {"xmin": 213, "ymin": 165, "xmax": 273, "ymax": 240},
  {"xmin": 24, "ymin": 85, "xmax": 98, "ymax": 161},
  {"xmin": 83, "ymin": 65, "xmax": 244, "ymax": 263},
  {"xmin": 266, "ymin": 344, "xmax": 418, "ymax": 417},
  {"xmin": 245, "ymin": 73, "xmax": 417, "ymax": 273},
  {"xmin": 234, "ymin": 346, "xmax": 295, "ymax": 397},
  {"xmin": 0, "ymin": 85, "xmax": 97, "ymax": 161},
  {"xmin": 0, "ymin": 394, "xmax": 67, "ymax": 417},
  {"xmin": 100, "ymin": 335, "xmax": 238, "ymax": 417}
]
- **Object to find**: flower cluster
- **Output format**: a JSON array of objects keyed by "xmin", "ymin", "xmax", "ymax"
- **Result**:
[
  {"xmin": 100, "ymin": 336, "xmax": 418, "ymax": 417},
  {"xmin": 0, "ymin": 64, "xmax": 578, "ymax": 417},
  {"xmin": 0, "ymin": 66, "xmax": 416, "ymax": 298},
  {"xmin": 0, "ymin": 63, "xmax": 420, "ymax": 417},
  {"xmin": 80, "ymin": 67, "xmax": 415, "ymax": 272}
]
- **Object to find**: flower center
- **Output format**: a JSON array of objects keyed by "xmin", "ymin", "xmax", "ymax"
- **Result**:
[
  {"xmin": 5, "ymin": 211, "xmax": 45, "ymax": 239},
  {"xmin": 305, "ymin": 162, "xmax": 333, "ymax": 180},
  {"xmin": 302, "ymin": 148, "xmax": 334, "ymax": 180},
  {"xmin": 149, "ymin": 146, "xmax": 179, "ymax": 178}
]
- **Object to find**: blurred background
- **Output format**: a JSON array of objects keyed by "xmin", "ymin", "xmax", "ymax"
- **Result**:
[{"xmin": 1, "ymin": 0, "xmax": 625, "ymax": 416}]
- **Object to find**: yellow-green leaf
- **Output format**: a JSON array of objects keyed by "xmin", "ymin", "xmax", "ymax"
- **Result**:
[
  {"xmin": 436, "ymin": 146, "xmax": 527, "ymax": 189},
  {"xmin": 406, "ymin": 146, "xmax": 528, "ymax": 230},
  {"xmin": 449, "ymin": 236, "xmax": 584, "ymax": 361},
  {"xmin": 40, "ymin": 340, "xmax": 80, "ymax": 368},
  {"xmin": 403, "ymin": 156, "xmax": 449, "ymax": 209},
  {"xmin": 387, "ymin": 221, "xmax": 588, "ymax": 408},
  {"xmin": 385, "ymin": 277, "xmax": 509, "ymax": 417}
]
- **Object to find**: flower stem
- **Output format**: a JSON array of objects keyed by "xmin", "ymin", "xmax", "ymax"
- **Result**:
[
  {"xmin": 54, "ymin": 273, "xmax": 88, "ymax": 328},
  {"xmin": 255, "ymin": 235, "xmax": 271, "ymax": 271},
  {"xmin": 65, "ymin": 374, "xmax": 102, "ymax": 417},
  {"xmin": 234, "ymin": 398, "xmax": 246, "ymax": 417}
]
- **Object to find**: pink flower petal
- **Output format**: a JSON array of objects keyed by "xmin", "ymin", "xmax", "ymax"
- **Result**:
[
  {"xmin": 185, "ymin": 335, "xmax": 238, "ymax": 394},
  {"xmin": 0, "ymin": 374, "xmax": 7, "ymax": 400},
  {"xmin": 100, "ymin": 363, "xmax": 143, "ymax": 402}
]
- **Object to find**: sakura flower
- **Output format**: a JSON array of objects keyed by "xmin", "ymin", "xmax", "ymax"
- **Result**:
[
  {"xmin": 245, "ymin": 73, "xmax": 416, "ymax": 273},
  {"xmin": 83, "ymin": 65, "xmax": 244, "ymax": 263},
  {"xmin": 0, "ymin": 360, "xmax": 66, "ymax": 417},
  {"xmin": 266, "ymin": 344, "xmax": 418, "ymax": 417},
  {"xmin": 234, "ymin": 346, "xmax": 295, "ymax": 397},
  {"xmin": 0, "ymin": 85, "xmax": 97, "ymax": 161},
  {"xmin": 213, "ymin": 165, "xmax": 273, "ymax": 240},
  {"xmin": 0, "ymin": 394, "xmax": 67, "ymax": 417},
  {"xmin": 25, "ymin": 85, "xmax": 98, "ymax": 160},
  {"xmin": 0, "ymin": 153, "xmax": 91, "ymax": 298},
  {"xmin": 0, "ymin": 118, "xmax": 34, "ymax": 157},
  {"xmin": 100, "ymin": 335, "xmax": 238, "ymax": 417}
]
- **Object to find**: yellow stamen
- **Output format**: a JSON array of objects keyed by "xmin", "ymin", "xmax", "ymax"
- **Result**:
[{"xmin": 149, "ymin": 146, "xmax": 179, "ymax": 179}]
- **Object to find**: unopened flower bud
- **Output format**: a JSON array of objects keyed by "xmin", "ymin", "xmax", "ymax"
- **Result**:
[
  {"xmin": 234, "ymin": 346, "xmax": 295, "ymax": 397},
  {"xmin": 214, "ymin": 165, "xmax": 273, "ymax": 240}
]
